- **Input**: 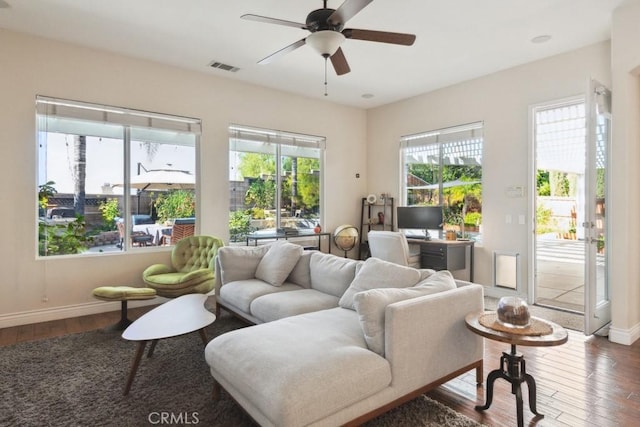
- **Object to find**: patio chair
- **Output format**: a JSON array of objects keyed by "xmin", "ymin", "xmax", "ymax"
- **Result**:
[
  {"xmin": 142, "ymin": 235, "xmax": 224, "ymax": 297},
  {"xmin": 163, "ymin": 218, "xmax": 195, "ymax": 245},
  {"xmin": 116, "ymin": 221, "xmax": 153, "ymax": 249}
]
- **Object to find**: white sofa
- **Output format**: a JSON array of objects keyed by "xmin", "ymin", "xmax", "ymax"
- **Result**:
[{"xmin": 205, "ymin": 242, "xmax": 484, "ymax": 427}]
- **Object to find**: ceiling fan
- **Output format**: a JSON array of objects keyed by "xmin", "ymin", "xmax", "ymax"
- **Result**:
[{"xmin": 241, "ymin": 0, "xmax": 416, "ymax": 76}]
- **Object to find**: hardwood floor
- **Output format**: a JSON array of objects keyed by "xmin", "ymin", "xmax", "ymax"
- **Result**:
[{"xmin": 1, "ymin": 307, "xmax": 639, "ymax": 426}]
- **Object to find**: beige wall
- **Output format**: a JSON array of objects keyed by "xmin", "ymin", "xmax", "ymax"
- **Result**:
[
  {"xmin": 367, "ymin": 41, "xmax": 611, "ymax": 288},
  {"xmin": 0, "ymin": 29, "xmax": 367, "ymax": 326},
  {"xmin": 609, "ymin": 0, "xmax": 640, "ymax": 344},
  {"xmin": 366, "ymin": 4, "xmax": 640, "ymax": 344},
  {"xmin": 2, "ymin": 2, "xmax": 639, "ymax": 345}
]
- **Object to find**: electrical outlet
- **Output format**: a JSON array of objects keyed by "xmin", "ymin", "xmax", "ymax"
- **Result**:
[
  {"xmin": 41, "ymin": 296, "xmax": 49, "ymax": 303},
  {"xmin": 506, "ymin": 214, "xmax": 512, "ymax": 224},
  {"xmin": 518, "ymin": 215, "xmax": 525, "ymax": 225}
]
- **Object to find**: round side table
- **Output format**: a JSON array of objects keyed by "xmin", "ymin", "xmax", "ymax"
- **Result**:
[{"xmin": 465, "ymin": 311, "xmax": 568, "ymax": 427}]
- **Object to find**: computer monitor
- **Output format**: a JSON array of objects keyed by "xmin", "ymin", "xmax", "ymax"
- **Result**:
[{"xmin": 397, "ymin": 206, "xmax": 444, "ymax": 239}]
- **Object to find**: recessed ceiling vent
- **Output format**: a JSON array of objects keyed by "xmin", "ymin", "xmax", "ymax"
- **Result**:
[{"xmin": 209, "ymin": 61, "xmax": 240, "ymax": 72}]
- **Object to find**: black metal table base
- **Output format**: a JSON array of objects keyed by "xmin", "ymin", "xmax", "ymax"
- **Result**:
[
  {"xmin": 475, "ymin": 344, "xmax": 542, "ymax": 427},
  {"xmin": 103, "ymin": 300, "xmax": 132, "ymax": 332}
]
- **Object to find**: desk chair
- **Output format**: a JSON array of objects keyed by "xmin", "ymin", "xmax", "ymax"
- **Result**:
[{"xmin": 367, "ymin": 231, "xmax": 421, "ymax": 268}]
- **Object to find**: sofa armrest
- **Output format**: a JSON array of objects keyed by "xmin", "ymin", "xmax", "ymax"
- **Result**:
[
  {"xmin": 384, "ymin": 284, "xmax": 484, "ymax": 391},
  {"xmin": 454, "ymin": 278, "xmax": 475, "ymax": 288}
]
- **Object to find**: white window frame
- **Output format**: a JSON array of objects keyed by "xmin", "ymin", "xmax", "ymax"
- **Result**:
[
  {"xmin": 36, "ymin": 95, "xmax": 201, "ymax": 257},
  {"xmin": 229, "ymin": 124, "xmax": 326, "ymax": 236}
]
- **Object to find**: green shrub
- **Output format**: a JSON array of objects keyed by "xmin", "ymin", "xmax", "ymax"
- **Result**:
[
  {"xmin": 98, "ymin": 198, "xmax": 120, "ymax": 231},
  {"xmin": 39, "ymin": 215, "xmax": 91, "ymax": 256},
  {"xmin": 535, "ymin": 204, "xmax": 557, "ymax": 234},
  {"xmin": 229, "ymin": 210, "xmax": 253, "ymax": 243},
  {"xmin": 154, "ymin": 190, "xmax": 195, "ymax": 223},
  {"xmin": 464, "ymin": 212, "xmax": 482, "ymax": 227}
]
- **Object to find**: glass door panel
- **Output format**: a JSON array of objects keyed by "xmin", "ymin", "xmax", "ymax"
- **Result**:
[{"xmin": 585, "ymin": 80, "xmax": 611, "ymax": 335}]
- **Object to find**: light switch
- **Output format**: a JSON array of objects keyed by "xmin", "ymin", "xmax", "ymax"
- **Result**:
[
  {"xmin": 505, "ymin": 185, "xmax": 524, "ymax": 198},
  {"xmin": 506, "ymin": 214, "xmax": 512, "ymax": 224},
  {"xmin": 518, "ymin": 214, "xmax": 525, "ymax": 225}
]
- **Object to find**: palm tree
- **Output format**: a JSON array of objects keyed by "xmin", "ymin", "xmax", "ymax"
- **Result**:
[{"xmin": 73, "ymin": 135, "xmax": 86, "ymax": 215}]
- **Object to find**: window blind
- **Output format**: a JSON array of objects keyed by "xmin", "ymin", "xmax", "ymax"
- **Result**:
[
  {"xmin": 401, "ymin": 122, "xmax": 483, "ymax": 166},
  {"xmin": 36, "ymin": 96, "xmax": 201, "ymax": 145},
  {"xmin": 229, "ymin": 124, "xmax": 325, "ymax": 158}
]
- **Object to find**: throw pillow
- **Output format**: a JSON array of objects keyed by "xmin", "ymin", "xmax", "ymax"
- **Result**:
[
  {"xmin": 255, "ymin": 241, "xmax": 303, "ymax": 286},
  {"xmin": 218, "ymin": 245, "xmax": 269, "ymax": 284},
  {"xmin": 353, "ymin": 270, "xmax": 457, "ymax": 356},
  {"xmin": 414, "ymin": 269, "xmax": 457, "ymax": 292},
  {"xmin": 418, "ymin": 268, "xmax": 437, "ymax": 281},
  {"xmin": 338, "ymin": 257, "xmax": 421, "ymax": 310},
  {"xmin": 309, "ymin": 252, "xmax": 361, "ymax": 297},
  {"xmin": 286, "ymin": 251, "xmax": 313, "ymax": 289}
]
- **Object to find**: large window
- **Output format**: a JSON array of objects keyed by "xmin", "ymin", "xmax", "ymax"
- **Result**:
[
  {"xmin": 37, "ymin": 96, "xmax": 200, "ymax": 256},
  {"xmin": 400, "ymin": 122, "xmax": 483, "ymax": 239},
  {"xmin": 228, "ymin": 125, "xmax": 325, "ymax": 243}
]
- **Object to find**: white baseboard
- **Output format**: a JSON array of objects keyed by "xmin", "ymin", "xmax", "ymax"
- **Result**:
[
  {"xmin": 608, "ymin": 321, "xmax": 640, "ymax": 345},
  {"xmin": 0, "ymin": 298, "xmax": 163, "ymax": 329}
]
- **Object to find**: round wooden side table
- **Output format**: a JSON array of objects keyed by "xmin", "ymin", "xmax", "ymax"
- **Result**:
[{"xmin": 465, "ymin": 311, "xmax": 568, "ymax": 427}]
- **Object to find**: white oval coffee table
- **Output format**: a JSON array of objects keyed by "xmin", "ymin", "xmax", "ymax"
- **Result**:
[{"xmin": 122, "ymin": 293, "xmax": 216, "ymax": 395}]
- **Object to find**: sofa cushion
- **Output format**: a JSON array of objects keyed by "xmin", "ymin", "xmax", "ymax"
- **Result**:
[
  {"xmin": 219, "ymin": 279, "xmax": 303, "ymax": 313},
  {"xmin": 205, "ymin": 308, "xmax": 391, "ymax": 427},
  {"xmin": 309, "ymin": 252, "xmax": 360, "ymax": 297},
  {"xmin": 218, "ymin": 245, "xmax": 269, "ymax": 284},
  {"xmin": 255, "ymin": 241, "xmax": 304, "ymax": 286},
  {"xmin": 353, "ymin": 270, "xmax": 457, "ymax": 356},
  {"xmin": 338, "ymin": 257, "xmax": 421, "ymax": 310},
  {"xmin": 285, "ymin": 251, "xmax": 313, "ymax": 289},
  {"xmin": 250, "ymin": 289, "xmax": 340, "ymax": 322}
]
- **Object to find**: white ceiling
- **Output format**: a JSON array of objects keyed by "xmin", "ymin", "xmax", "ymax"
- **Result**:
[{"xmin": 0, "ymin": 0, "xmax": 626, "ymax": 108}]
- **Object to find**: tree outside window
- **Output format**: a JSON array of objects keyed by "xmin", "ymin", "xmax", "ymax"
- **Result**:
[{"xmin": 229, "ymin": 126, "xmax": 324, "ymax": 242}]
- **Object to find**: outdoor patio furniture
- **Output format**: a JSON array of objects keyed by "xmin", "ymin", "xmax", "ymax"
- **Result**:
[
  {"xmin": 163, "ymin": 218, "xmax": 195, "ymax": 245},
  {"xmin": 116, "ymin": 221, "xmax": 153, "ymax": 249}
]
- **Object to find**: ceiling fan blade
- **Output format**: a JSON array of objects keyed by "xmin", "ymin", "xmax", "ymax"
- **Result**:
[
  {"xmin": 328, "ymin": 0, "xmax": 374, "ymax": 26},
  {"xmin": 343, "ymin": 28, "xmax": 416, "ymax": 46},
  {"xmin": 258, "ymin": 38, "xmax": 306, "ymax": 64},
  {"xmin": 241, "ymin": 14, "xmax": 307, "ymax": 30},
  {"xmin": 330, "ymin": 47, "xmax": 351, "ymax": 75}
]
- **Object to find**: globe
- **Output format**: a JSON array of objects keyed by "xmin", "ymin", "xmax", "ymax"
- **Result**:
[{"xmin": 333, "ymin": 224, "xmax": 359, "ymax": 257}]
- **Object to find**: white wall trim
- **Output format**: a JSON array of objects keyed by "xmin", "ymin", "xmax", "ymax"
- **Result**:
[
  {"xmin": 0, "ymin": 299, "xmax": 161, "ymax": 329},
  {"xmin": 608, "ymin": 322, "xmax": 640, "ymax": 345}
]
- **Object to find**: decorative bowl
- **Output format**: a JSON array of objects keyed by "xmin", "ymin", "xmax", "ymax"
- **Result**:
[{"xmin": 496, "ymin": 296, "xmax": 531, "ymax": 328}]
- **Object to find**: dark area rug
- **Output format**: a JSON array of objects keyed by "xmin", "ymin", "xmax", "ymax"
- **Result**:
[{"xmin": 1, "ymin": 313, "xmax": 483, "ymax": 427}]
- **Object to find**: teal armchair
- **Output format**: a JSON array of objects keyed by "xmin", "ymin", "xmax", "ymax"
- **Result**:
[{"xmin": 143, "ymin": 235, "xmax": 224, "ymax": 298}]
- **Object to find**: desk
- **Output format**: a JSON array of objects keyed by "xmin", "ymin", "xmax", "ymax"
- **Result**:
[
  {"xmin": 246, "ymin": 231, "xmax": 331, "ymax": 253},
  {"xmin": 465, "ymin": 312, "xmax": 568, "ymax": 427},
  {"xmin": 406, "ymin": 239, "xmax": 474, "ymax": 281}
]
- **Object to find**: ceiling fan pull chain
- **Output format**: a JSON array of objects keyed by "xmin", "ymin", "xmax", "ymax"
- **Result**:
[{"xmin": 324, "ymin": 56, "xmax": 328, "ymax": 96}]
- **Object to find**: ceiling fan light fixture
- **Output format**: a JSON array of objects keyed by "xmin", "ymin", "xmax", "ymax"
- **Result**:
[{"xmin": 306, "ymin": 30, "xmax": 345, "ymax": 57}]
